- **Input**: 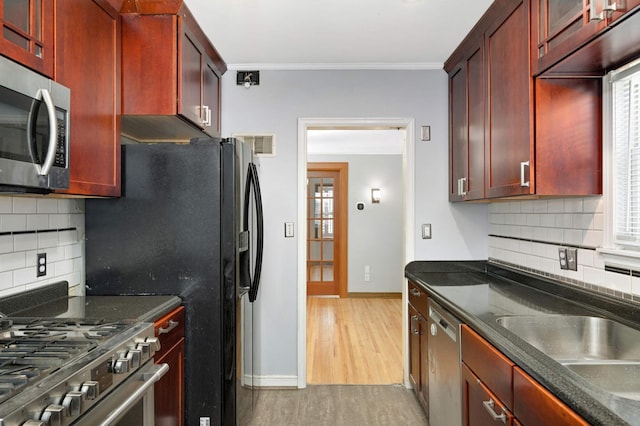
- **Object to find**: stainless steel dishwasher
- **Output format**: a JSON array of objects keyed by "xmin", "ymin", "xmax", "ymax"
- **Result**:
[{"xmin": 428, "ymin": 299, "xmax": 463, "ymax": 426}]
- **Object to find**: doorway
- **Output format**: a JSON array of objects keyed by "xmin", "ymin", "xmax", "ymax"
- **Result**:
[
  {"xmin": 297, "ymin": 117, "xmax": 416, "ymax": 389},
  {"xmin": 307, "ymin": 163, "xmax": 348, "ymax": 297}
]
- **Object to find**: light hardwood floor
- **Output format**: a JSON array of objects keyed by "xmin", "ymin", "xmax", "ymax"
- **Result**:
[{"xmin": 306, "ymin": 296, "xmax": 403, "ymax": 384}]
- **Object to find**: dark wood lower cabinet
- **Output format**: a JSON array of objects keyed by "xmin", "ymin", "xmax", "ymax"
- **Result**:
[
  {"xmin": 154, "ymin": 306, "xmax": 185, "ymax": 426},
  {"xmin": 461, "ymin": 325, "xmax": 588, "ymax": 426}
]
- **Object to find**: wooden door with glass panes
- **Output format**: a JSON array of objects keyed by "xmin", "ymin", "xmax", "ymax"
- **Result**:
[{"xmin": 307, "ymin": 163, "xmax": 348, "ymax": 297}]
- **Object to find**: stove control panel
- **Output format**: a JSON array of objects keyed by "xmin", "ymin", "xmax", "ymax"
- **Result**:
[{"xmin": 0, "ymin": 321, "xmax": 156, "ymax": 426}]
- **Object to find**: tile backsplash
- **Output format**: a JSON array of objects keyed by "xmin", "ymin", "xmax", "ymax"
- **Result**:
[
  {"xmin": 488, "ymin": 197, "xmax": 640, "ymax": 301},
  {"xmin": 0, "ymin": 196, "xmax": 84, "ymax": 298}
]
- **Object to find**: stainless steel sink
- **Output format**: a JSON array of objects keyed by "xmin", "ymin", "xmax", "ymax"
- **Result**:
[
  {"xmin": 495, "ymin": 315, "xmax": 640, "ymax": 362},
  {"xmin": 564, "ymin": 362, "xmax": 640, "ymax": 401}
]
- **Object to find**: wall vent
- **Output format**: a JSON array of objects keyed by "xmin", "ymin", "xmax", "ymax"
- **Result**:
[{"xmin": 234, "ymin": 134, "xmax": 275, "ymax": 156}]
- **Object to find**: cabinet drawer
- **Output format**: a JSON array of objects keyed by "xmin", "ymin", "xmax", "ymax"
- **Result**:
[
  {"xmin": 461, "ymin": 325, "xmax": 515, "ymax": 410},
  {"xmin": 154, "ymin": 306, "xmax": 185, "ymax": 360},
  {"xmin": 408, "ymin": 281, "xmax": 429, "ymax": 315},
  {"xmin": 462, "ymin": 363, "xmax": 514, "ymax": 426},
  {"xmin": 513, "ymin": 367, "xmax": 588, "ymax": 426}
]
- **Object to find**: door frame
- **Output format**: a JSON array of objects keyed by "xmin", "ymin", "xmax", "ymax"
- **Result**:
[
  {"xmin": 297, "ymin": 117, "xmax": 416, "ymax": 389},
  {"xmin": 306, "ymin": 162, "xmax": 349, "ymax": 298}
]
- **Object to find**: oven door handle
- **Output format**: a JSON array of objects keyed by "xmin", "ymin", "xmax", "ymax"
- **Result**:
[{"xmin": 100, "ymin": 362, "xmax": 169, "ymax": 426}]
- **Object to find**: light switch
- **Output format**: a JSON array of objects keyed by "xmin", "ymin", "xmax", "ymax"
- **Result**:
[
  {"xmin": 284, "ymin": 222, "xmax": 294, "ymax": 238},
  {"xmin": 422, "ymin": 224, "xmax": 432, "ymax": 239}
]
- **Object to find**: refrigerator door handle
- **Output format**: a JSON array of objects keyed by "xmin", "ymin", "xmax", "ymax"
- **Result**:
[{"xmin": 246, "ymin": 163, "xmax": 264, "ymax": 302}]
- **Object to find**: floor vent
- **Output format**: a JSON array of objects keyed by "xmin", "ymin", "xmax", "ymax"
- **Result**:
[{"xmin": 234, "ymin": 134, "xmax": 275, "ymax": 156}]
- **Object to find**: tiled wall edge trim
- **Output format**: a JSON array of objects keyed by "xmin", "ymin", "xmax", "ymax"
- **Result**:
[
  {"xmin": 0, "ymin": 227, "xmax": 76, "ymax": 237},
  {"xmin": 488, "ymin": 234, "xmax": 598, "ymax": 251},
  {"xmin": 489, "ymin": 258, "xmax": 640, "ymax": 305}
]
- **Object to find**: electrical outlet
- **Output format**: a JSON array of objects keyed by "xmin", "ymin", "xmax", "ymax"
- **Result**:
[
  {"xmin": 36, "ymin": 253, "xmax": 47, "ymax": 277},
  {"xmin": 558, "ymin": 248, "xmax": 578, "ymax": 271},
  {"xmin": 199, "ymin": 418, "xmax": 211, "ymax": 426}
]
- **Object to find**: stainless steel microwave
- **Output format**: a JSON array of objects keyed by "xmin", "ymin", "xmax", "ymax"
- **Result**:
[{"xmin": 0, "ymin": 56, "xmax": 70, "ymax": 193}]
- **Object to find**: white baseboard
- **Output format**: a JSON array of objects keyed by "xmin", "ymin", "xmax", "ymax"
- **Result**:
[{"xmin": 245, "ymin": 374, "xmax": 299, "ymax": 388}]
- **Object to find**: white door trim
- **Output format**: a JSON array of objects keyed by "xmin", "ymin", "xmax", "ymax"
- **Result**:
[{"xmin": 297, "ymin": 117, "xmax": 416, "ymax": 388}]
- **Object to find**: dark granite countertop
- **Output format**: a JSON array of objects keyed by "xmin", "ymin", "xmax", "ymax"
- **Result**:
[
  {"xmin": 405, "ymin": 261, "xmax": 640, "ymax": 426},
  {"xmin": 0, "ymin": 282, "xmax": 182, "ymax": 322}
]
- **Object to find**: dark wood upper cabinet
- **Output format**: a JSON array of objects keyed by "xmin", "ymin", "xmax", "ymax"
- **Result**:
[
  {"xmin": 121, "ymin": 2, "xmax": 226, "ymax": 142},
  {"xmin": 0, "ymin": 0, "xmax": 54, "ymax": 77},
  {"xmin": 484, "ymin": 0, "xmax": 533, "ymax": 198},
  {"xmin": 449, "ymin": 43, "xmax": 485, "ymax": 201},
  {"xmin": 534, "ymin": 0, "xmax": 640, "ymax": 76},
  {"xmin": 54, "ymin": 0, "xmax": 122, "ymax": 197},
  {"xmin": 446, "ymin": 0, "xmax": 603, "ymax": 202}
]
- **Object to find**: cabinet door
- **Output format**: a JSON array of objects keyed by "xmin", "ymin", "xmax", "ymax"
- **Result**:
[
  {"xmin": 0, "ymin": 0, "xmax": 54, "ymax": 76},
  {"xmin": 155, "ymin": 337, "xmax": 185, "ymax": 426},
  {"xmin": 418, "ymin": 313, "xmax": 428, "ymax": 409},
  {"xmin": 462, "ymin": 364, "xmax": 513, "ymax": 426},
  {"xmin": 408, "ymin": 304, "xmax": 421, "ymax": 391},
  {"xmin": 55, "ymin": 0, "xmax": 121, "ymax": 196},
  {"xmin": 513, "ymin": 367, "xmax": 588, "ymax": 426},
  {"xmin": 180, "ymin": 29, "xmax": 205, "ymax": 129},
  {"xmin": 532, "ymin": 0, "xmax": 605, "ymax": 74},
  {"xmin": 449, "ymin": 62, "xmax": 468, "ymax": 202},
  {"xmin": 203, "ymin": 60, "xmax": 220, "ymax": 136},
  {"xmin": 485, "ymin": 0, "xmax": 533, "ymax": 198},
  {"xmin": 449, "ymin": 44, "xmax": 484, "ymax": 201},
  {"xmin": 155, "ymin": 306, "xmax": 185, "ymax": 426},
  {"xmin": 408, "ymin": 304, "xmax": 429, "ymax": 411}
]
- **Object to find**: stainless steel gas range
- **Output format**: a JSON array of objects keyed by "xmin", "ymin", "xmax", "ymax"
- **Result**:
[{"xmin": 0, "ymin": 317, "xmax": 167, "ymax": 426}]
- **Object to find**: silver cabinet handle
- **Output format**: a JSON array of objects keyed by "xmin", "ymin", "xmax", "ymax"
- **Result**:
[
  {"xmin": 459, "ymin": 177, "xmax": 467, "ymax": 196},
  {"xmin": 202, "ymin": 105, "xmax": 212, "ymax": 127},
  {"xmin": 603, "ymin": 0, "xmax": 617, "ymax": 12},
  {"xmin": 520, "ymin": 161, "xmax": 530, "ymax": 187},
  {"xmin": 411, "ymin": 315, "xmax": 419, "ymax": 335},
  {"xmin": 35, "ymin": 88, "xmax": 59, "ymax": 176},
  {"xmin": 410, "ymin": 288, "xmax": 421, "ymax": 297},
  {"xmin": 590, "ymin": 0, "xmax": 604, "ymax": 21},
  {"xmin": 158, "ymin": 319, "xmax": 179, "ymax": 335},
  {"xmin": 482, "ymin": 399, "xmax": 507, "ymax": 424}
]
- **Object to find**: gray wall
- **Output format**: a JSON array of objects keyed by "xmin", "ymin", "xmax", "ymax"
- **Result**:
[
  {"xmin": 308, "ymin": 154, "xmax": 404, "ymax": 293},
  {"xmin": 221, "ymin": 69, "xmax": 488, "ymax": 384}
]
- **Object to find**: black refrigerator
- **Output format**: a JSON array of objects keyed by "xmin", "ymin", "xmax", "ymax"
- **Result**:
[{"xmin": 84, "ymin": 138, "xmax": 264, "ymax": 426}]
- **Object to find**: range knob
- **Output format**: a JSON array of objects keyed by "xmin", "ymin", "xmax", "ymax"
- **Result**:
[
  {"xmin": 40, "ymin": 405, "xmax": 64, "ymax": 426},
  {"xmin": 62, "ymin": 391, "xmax": 83, "ymax": 417},
  {"xmin": 80, "ymin": 381, "xmax": 99, "ymax": 400},
  {"xmin": 126, "ymin": 349, "xmax": 142, "ymax": 369},
  {"xmin": 145, "ymin": 336, "xmax": 161, "ymax": 353},
  {"xmin": 135, "ymin": 341, "xmax": 151, "ymax": 360},
  {"xmin": 111, "ymin": 357, "xmax": 131, "ymax": 374}
]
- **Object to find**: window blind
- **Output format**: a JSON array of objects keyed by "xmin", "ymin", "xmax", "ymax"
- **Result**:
[{"xmin": 613, "ymin": 62, "xmax": 640, "ymax": 247}]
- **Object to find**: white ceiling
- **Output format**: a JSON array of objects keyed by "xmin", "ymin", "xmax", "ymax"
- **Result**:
[{"xmin": 184, "ymin": 0, "xmax": 493, "ymax": 70}]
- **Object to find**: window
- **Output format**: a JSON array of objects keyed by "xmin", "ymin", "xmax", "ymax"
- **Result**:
[{"xmin": 609, "ymin": 60, "xmax": 640, "ymax": 250}]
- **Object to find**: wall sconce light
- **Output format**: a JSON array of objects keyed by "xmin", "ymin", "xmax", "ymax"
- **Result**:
[{"xmin": 371, "ymin": 188, "xmax": 381, "ymax": 203}]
